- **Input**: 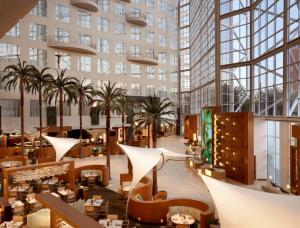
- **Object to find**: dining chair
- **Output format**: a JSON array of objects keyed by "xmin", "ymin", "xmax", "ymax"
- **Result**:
[{"xmin": 107, "ymin": 214, "xmax": 118, "ymax": 220}]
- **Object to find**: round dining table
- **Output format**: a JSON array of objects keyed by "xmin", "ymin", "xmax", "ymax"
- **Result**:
[{"xmin": 171, "ymin": 214, "xmax": 195, "ymax": 225}]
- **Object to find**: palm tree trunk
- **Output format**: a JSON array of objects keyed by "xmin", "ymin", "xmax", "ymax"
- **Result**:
[
  {"xmin": 20, "ymin": 80, "xmax": 25, "ymax": 155},
  {"xmin": 39, "ymin": 88, "xmax": 43, "ymax": 156},
  {"xmin": 152, "ymin": 118, "xmax": 158, "ymax": 195},
  {"xmin": 59, "ymin": 88, "xmax": 63, "ymax": 137},
  {"xmin": 121, "ymin": 110, "xmax": 125, "ymax": 144},
  {"xmin": 106, "ymin": 104, "xmax": 111, "ymax": 179},
  {"xmin": 79, "ymin": 96, "xmax": 83, "ymax": 158}
]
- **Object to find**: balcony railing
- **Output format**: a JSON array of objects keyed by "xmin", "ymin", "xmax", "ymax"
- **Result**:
[
  {"xmin": 125, "ymin": 13, "xmax": 147, "ymax": 26},
  {"xmin": 47, "ymin": 37, "xmax": 97, "ymax": 55},
  {"xmin": 126, "ymin": 53, "xmax": 158, "ymax": 65},
  {"xmin": 71, "ymin": 0, "xmax": 98, "ymax": 12}
]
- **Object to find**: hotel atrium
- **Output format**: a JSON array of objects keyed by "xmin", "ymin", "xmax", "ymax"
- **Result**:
[{"xmin": 0, "ymin": 0, "xmax": 299, "ymax": 227}]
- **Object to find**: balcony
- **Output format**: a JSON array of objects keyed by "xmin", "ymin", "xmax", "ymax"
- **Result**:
[
  {"xmin": 71, "ymin": 0, "xmax": 98, "ymax": 12},
  {"xmin": 47, "ymin": 37, "xmax": 97, "ymax": 55},
  {"xmin": 125, "ymin": 13, "xmax": 147, "ymax": 27},
  {"xmin": 126, "ymin": 54, "xmax": 158, "ymax": 65},
  {"xmin": 0, "ymin": 0, "xmax": 38, "ymax": 38}
]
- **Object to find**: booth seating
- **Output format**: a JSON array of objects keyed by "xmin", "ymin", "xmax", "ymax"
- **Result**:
[{"xmin": 75, "ymin": 165, "xmax": 109, "ymax": 186}]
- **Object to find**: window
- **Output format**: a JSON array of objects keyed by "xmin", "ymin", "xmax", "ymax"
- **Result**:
[
  {"xmin": 0, "ymin": 99, "xmax": 20, "ymax": 117},
  {"xmin": 170, "ymin": 72, "xmax": 178, "ymax": 82},
  {"xmin": 98, "ymin": 59, "xmax": 110, "ymax": 74},
  {"xmin": 115, "ymin": 42, "xmax": 126, "ymax": 54},
  {"xmin": 115, "ymin": 62, "xmax": 126, "ymax": 75},
  {"xmin": 158, "ymin": 18, "xmax": 166, "ymax": 30},
  {"xmin": 170, "ymin": 87, "xmax": 178, "ymax": 98},
  {"xmin": 30, "ymin": 100, "xmax": 39, "ymax": 117},
  {"xmin": 131, "ymin": 83, "xmax": 141, "ymax": 96},
  {"xmin": 158, "ymin": 52, "xmax": 167, "ymax": 64},
  {"xmin": 146, "ymin": 13, "xmax": 154, "ymax": 26},
  {"xmin": 131, "ymin": 27, "xmax": 141, "ymax": 40},
  {"xmin": 97, "ymin": 17, "xmax": 109, "ymax": 32},
  {"xmin": 98, "ymin": 0, "xmax": 109, "ymax": 12},
  {"xmin": 146, "ymin": 31, "xmax": 154, "ymax": 44},
  {"xmin": 146, "ymin": 85, "xmax": 155, "ymax": 96},
  {"xmin": 6, "ymin": 23, "xmax": 20, "ymax": 37},
  {"xmin": 170, "ymin": 53, "xmax": 178, "ymax": 65},
  {"xmin": 0, "ymin": 43, "xmax": 19, "ymax": 63},
  {"xmin": 29, "ymin": 22, "xmax": 47, "ymax": 41},
  {"xmin": 56, "ymin": 103, "xmax": 71, "ymax": 116},
  {"xmin": 55, "ymin": 28, "xmax": 69, "ymax": 42},
  {"xmin": 158, "ymin": 68, "xmax": 166, "ymax": 81},
  {"xmin": 158, "ymin": 35, "xmax": 166, "ymax": 47},
  {"xmin": 158, "ymin": 0, "xmax": 166, "ymax": 12},
  {"xmin": 130, "ymin": 46, "xmax": 141, "ymax": 56},
  {"xmin": 78, "ymin": 56, "xmax": 91, "ymax": 72},
  {"xmin": 55, "ymin": 52, "xmax": 70, "ymax": 69},
  {"xmin": 31, "ymin": 0, "xmax": 47, "ymax": 17},
  {"xmin": 146, "ymin": 49, "xmax": 154, "ymax": 58},
  {"xmin": 97, "ymin": 38, "xmax": 110, "ymax": 53},
  {"xmin": 180, "ymin": 49, "xmax": 190, "ymax": 70},
  {"xmin": 147, "ymin": 66, "xmax": 155, "ymax": 79},
  {"xmin": 80, "ymin": 104, "xmax": 91, "ymax": 116},
  {"xmin": 267, "ymin": 120, "xmax": 280, "ymax": 186},
  {"xmin": 115, "ymin": 2, "xmax": 125, "ymax": 15},
  {"xmin": 130, "ymin": 8, "xmax": 141, "ymax": 17},
  {"xmin": 158, "ymin": 86, "xmax": 167, "ymax": 98},
  {"xmin": 29, "ymin": 48, "xmax": 47, "ymax": 67},
  {"xmin": 131, "ymin": 64, "xmax": 141, "ymax": 77},
  {"xmin": 55, "ymin": 4, "xmax": 70, "ymax": 23},
  {"xmin": 146, "ymin": 0, "xmax": 154, "ymax": 9},
  {"xmin": 114, "ymin": 22, "xmax": 125, "ymax": 34},
  {"xmin": 78, "ymin": 33, "xmax": 91, "ymax": 46},
  {"xmin": 77, "ymin": 11, "xmax": 91, "ymax": 28}
]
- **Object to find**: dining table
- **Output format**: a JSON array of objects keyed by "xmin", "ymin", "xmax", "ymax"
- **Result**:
[
  {"xmin": 0, "ymin": 221, "xmax": 23, "ymax": 228},
  {"xmin": 99, "ymin": 219, "xmax": 123, "ymax": 227},
  {"xmin": 10, "ymin": 186, "xmax": 29, "ymax": 193},
  {"xmin": 171, "ymin": 214, "xmax": 195, "ymax": 225},
  {"xmin": 57, "ymin": 189, "xmax": 74, "ymax": 196}
]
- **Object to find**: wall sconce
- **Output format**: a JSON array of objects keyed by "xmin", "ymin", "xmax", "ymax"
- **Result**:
[
  {"xmin": 232, "ymin": 167, "xmax": 236, "ymax": 171},
  {"xmin": 232, "ymin": 152, "xmax": 236, "ymax": 156},
  {"xmin": 226, "ymin": 118, "xmax": 229, "ymax": 121},
  {"xmin": 232, "ymin": 137, "xmax": 236, "ymax": 141},
  {"xmin": 193, "ymin": 133, "xmax": 197, "ymax": 142},
  {"xmin": 233, "ymin": 122, "xmax": 236, "ymax": 126}
]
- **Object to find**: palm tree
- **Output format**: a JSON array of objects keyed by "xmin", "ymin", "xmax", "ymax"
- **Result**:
[
  {"xmin": 95, "ymin": 82, "xmax": 125, "ymax": 179},
  {"xmin": 27, "ymin": 66, "xmax": 52, "ymax": 154},
  {"xmin": 43, "ymin": 68, "xmax": 77, "ymax": 137},
  {"xmin": 115, "ymin": 95, "xmax": 132, "ymax": 144},
  {"xmin": 135, "ymin": 95, "xmax": 175, "ymax": 195},
  {"xmin": 1, "ymin": 58, "xmax": 32, "ymax": 154},
  {"xmin": 71, "ymin": 78, "xmax": 94, "ymax": 156}
]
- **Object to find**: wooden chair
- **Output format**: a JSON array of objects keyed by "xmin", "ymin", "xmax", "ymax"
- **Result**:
[
  {"xmin": 107, "ymin": 214, "xmax": 118, "ymax": 220},
  {"xmin": 93, "ymin": 195, "xmax": 102, "ymax": 200}
]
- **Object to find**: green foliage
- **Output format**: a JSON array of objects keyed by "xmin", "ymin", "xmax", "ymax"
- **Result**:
[{"xmin": 201, "ymin": 109, "xmax": 212, "ymax": 164}]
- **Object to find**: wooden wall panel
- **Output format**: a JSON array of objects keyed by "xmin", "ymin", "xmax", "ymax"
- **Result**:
[{"xmin": 213, "ymin": 112, "xmax": 254, "ymax": 185}]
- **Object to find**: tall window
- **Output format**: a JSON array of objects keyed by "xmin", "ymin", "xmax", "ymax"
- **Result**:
[
  {"xmin": 55, "ymin": 4, "xmax": 70, "ymax": 23},
  {"xmin": 131, "ymin": 64, "xmax": 141, "ymax": 77},
  {"xmin": 31, "ymin": 0, "xmax": 47, "ymax": 17},
  {"xmin": 130, "ymin": 8, "xmax": 141, "ymax": 17},
  {"xmin": 98, "ymin": 0, "xmax": 109, "ymax": 12},
  {"xmin": 146, "ymin": 0, "xmax": 154, "ymax": 9},
  {"xmin": 30, "ymin": 100, "xmax": 39, "ymax": 117},
  {"xmin": 115, "ymin": 42, "xmax": 126, "ymax": 54},
  {"xmin": 29, "ymin": 48, "xmax": 47, "ymax": 67},
  {"xmin": 130, "ymin": 46, "xmax": 141, "ymax": 56},
  {"xmin": 29, "ymin": 23, "xmax": 47, "ymax": 41},
  {"xmin": 131, "ymin": 27, "xmax": 141, "ymax": 40},
  {"xmin": 146, "ymin": 66, "xmax": 155, "ymax": 79},
  {"xmin": 97, "ymin": 17, "xmax": 109, "ymax": 32},
  {"xmin": 98, "ymin": 59, "xmax": 110, "ymax": 74},
  {"xmin": 158, "ymin": 86, "xmax": 167, "ymax": 98},
  {"xmin": 78, "ymin": 56, "xmax": 91, "ymax": 72},
  {"xmin": 77, "ymin": 11, "xmax": 91, "ymax": 28},
  {"xmin": 55, "ymin": 52, "xmax": 70, "ymax": 69},
  {"xmin": 158, "ymin": 52, "xmax": 167, "ymax": 64},
  {"xmin": 267, "ymin": 121, "xmax": 281, "ymax": 186},
  {"xmin": 131, "ymin": 83, "xmax": 141, "ymax": 96},
  {"xmin": 170, "ymin": 53, "xmax": 178, "ymax": 65},
  {"xmin": 78, "ymin": 33, "xmax": 91, "ymax": 46},
  {"xmin": 0, "ymin": 43, "xmax": 20, "ymax": 63},
  {"xmin": 158, "ymin": 68, "xmax": 166, "ymax": 81},
  {"xmin": 158, "ymin": 35, "xmax": 166, "ymax": 47},
  {"xmin": 146, "ymin": 31, "xmax": 154, "ymax": 44},
  {"xmin": 114, "ymin": 22, "xmax": 125, "ymax": 34},
  {"xmin": 97, "ymin": 38, "xmax": 110, "ymax": 53},
  {"xmin": 0, "ymin": 99, "xmax": 20, "ymax": 117},
  {"xmin": 55, "ymin": 28, "xmax": 69, "ymax": 42},
  {"xmin": 146, "ymin": 13, "xmax": 154, "ymax": 26},
  {"xmin": 158, "ymin": 18, "xmax": 166, "ymax": 30},
  {"xmin": 115, "ymin": 2, "xmax": 125, "ymax": 15},
  {"xmin": 115, "ymin": 62, "xmax": 126, "ymax": 75},
  {"xmin": 158, "ymin": 0, "xmax": 166, "ymax": 12},
  {"xmin": 170, "ymin": 72, "xmax": 178, "ymax": 82},
  {"xmin": 146, "ymin": 49, "xmax": 154, "ymax": 58},
  {"xmin": 6, "ymin": 23, "xmax": 20, "ymax": 37},
  {"xmin": 146, "ymin": 85, "xmax": 155, "ymax": 96}
]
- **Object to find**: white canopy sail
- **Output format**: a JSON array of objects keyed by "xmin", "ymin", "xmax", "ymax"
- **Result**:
[
  {"xmin": 201, "ymin": 174, "xmax": 300, "ymax": 228},
  {"xmin": 118, "ymin": 144, "xmax": 192, "ymax": 190},
  {"xmin": 43, "ymin": 135, "xmax": 79, "ymax": 161}
]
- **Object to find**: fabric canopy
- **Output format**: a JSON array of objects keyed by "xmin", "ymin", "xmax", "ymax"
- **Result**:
[
  {"xmin": 201, "ymin": 174, "xmax": 300, "ymax": 228},
  {"xmin": 43, "ymin": 135, "xmax": 79, "ymax": 161},
  {"xmin": 118, "ymin": 144, "xmax": 192, "ymax": 190}
]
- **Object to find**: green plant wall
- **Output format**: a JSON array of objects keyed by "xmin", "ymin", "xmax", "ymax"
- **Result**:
[{"xmin": 201, "ymin": 109, "xmax": 212, "ymax": 164}]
